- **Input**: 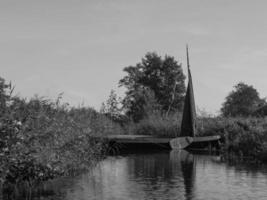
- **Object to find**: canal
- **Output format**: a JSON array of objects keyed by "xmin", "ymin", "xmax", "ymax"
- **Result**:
[{"xmin": 6, "ymin": 150, "xmax": 267, "ymax": 200}]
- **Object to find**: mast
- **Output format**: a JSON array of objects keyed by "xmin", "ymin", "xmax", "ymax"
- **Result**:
[
  {"xmin": 180, "ymin": 45, "xmax": 197, "ymax": 137},
  {"xmin": 186, "ymin": 44, "xmax": 190, "ymax": 74}
]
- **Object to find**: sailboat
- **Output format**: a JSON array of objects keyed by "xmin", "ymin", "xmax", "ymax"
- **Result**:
[{"xmin": 169, "ymin": 46, "xmax": 220, "ymax": 150}]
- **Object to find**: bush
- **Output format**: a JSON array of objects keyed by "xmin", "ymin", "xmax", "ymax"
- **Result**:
[
  {"xmin": 0, "ymin": 77, "xmax": 123, "ymax": 188},
  {"xmin": 197, "ymin": 117, "xmax": 267, "ymax": 158}
]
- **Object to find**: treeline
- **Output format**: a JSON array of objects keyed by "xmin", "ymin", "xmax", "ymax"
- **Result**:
[
  {"xmin": 103, "ymin": 52, "xmax": 267, "ymax": 122},
  {"xmin": 0, "ymin": 77, "xmax": 123, "ymax": 194}
]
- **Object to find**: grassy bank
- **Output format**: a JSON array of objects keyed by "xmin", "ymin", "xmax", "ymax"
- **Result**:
[{"xmin": 0, "ymin": 78, "xmax": 123, "ymax": 194}]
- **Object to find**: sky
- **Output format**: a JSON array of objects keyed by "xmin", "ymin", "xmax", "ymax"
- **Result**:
[{"xmin": 1, "ymin": 0, "xmax": 267, "ymax": 114}]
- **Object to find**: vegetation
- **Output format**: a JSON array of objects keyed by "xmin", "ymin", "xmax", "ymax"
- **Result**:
[
  {"xmin": 127, "ymin": 111, "xmax": 182, "ymax": 138},
  {"xmin": 197, "ymin": 117, "xmax": 267, "ymax": 159},
  {"xmin": 122, "ymin": 86, "xmax": 180, "ymax": 137},
  {"xmin": 221, "ymin": 82, "xmax": 266, "ymax": 117},
  {"xmin": 119, "ymin": 52, "xmax": 186, "ymax": 122},
  {"xmin": 100, "ymin": 90, "xmax": 121, "ymax": 118},
  {"xmin": 0, "ymin": 77, "xmax": 123, "ymax": 195},
  {"xmin": 100, "ymin": 89, "xmax": 128, "ymax": 125}
]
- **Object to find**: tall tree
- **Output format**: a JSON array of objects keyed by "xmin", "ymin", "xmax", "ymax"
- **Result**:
[
  {"xmin": 221, "ymin": 82, "xmax": 266, "ymax": 117},
  {"xmin": 119, "ymin": 52, "xmax": 186, "ymax": 121}
]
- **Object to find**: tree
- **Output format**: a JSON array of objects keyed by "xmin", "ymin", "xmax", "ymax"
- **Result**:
[
  {"xmin": 100, "ymin": 89, "xmax": 129, "ymax": 125},
  {"xmin": 221, "ymin": 82, "xmax": 266, "ymax": 117},
  {"xmin": 119, "ymin": 52, "xmax": 186, "ymax": 121},
  {"xmin": 100, "ymin": 90, "xmax": 121, "ymax": 117}
]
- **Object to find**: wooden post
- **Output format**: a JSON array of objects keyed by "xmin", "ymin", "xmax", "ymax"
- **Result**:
[{"xmin": 208, "ymin": 142, "xmax": 212, "ymax": 153}]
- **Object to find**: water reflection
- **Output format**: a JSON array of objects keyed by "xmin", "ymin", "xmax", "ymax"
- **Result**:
[
  {"xmin": 3, "ymin": 151, "xmax": 267, "ymax": 200},
  {"xmin": 172, "ymin": 151, "xmax": 195, "ymax": 200}
]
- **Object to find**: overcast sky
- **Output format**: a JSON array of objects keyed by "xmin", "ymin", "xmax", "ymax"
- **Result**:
[{"xmin": 1, "ymin": 0, "xmax": 267, "ymax": 114}]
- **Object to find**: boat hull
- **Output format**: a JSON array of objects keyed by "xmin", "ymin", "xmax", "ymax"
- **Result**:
[
  {"xmin": 170, "ymin": 135, "xmax": 221, "ymax": 150},
  {"xmin": 169, "ymin": 137, "xmax": 193, "ymax": 149},
  {"xmin": 186, "ymin": 135, "xmax": 221, "ymax": 150}
]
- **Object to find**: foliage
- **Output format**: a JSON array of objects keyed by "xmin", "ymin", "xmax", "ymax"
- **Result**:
[
  {"xmin": 197, "ymin": 117, "xmax": 227, "ymax": 137},
  {"xmin": 0, "ymin": 77, "xmax": 12, "ymax": 112},
  {"xmin": 0, "ymin": 76, "xmax": 123, "ymax": 190},
  {"xmin": 100, "ymin": 90, "xmax": 121, "ymax": 116},
  {"xmin": 123, "ymin": 87, "xmax": 180, "ymax": 137},
  {"xmin": 253, "ymin": 104, "xmax": 267, "ymax": 117},
  {"xmin": 100, "ymin": 89, "xmax": 128, "ymax": 125},
  {"xmin": 197, "ymin": 116, "xmax": 267, "ymax": 158},
  {"xmin": 221, "ymin": 82, "xmax": 266, "ymax": 117},
  {"xmin": 127, "ymin": 112, "xmax": 182, "ymax": 138},
  {"xmin": 119, "ymin": 52, "xmax": 186, "ymax": 121}
]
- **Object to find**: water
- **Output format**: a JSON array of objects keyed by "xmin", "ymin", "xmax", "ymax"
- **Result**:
[{"xmin": 4, "ymin": 151, "xmax": 267, "ymax": 200}]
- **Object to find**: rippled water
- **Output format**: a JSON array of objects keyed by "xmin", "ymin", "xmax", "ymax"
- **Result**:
[{"xmin": 5, "ymin": 151, "xmax": 267, "ymax": 200}]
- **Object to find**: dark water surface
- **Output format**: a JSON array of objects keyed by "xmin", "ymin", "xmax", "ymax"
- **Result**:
[{"xmin": 6, "ymin": 151, "xmax": 267, "ymax": 200}]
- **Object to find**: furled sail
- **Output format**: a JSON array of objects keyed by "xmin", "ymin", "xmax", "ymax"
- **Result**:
[{"xmin": 180, "ymin": 46, "xmax": 197, "ymax": 137}]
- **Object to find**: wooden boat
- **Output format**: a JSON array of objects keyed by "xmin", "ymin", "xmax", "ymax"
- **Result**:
[{"xmin": 170, "ymin": 46, "xmax": 220, "ymax": 150}]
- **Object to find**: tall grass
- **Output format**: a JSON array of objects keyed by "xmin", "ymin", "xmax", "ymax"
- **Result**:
[
  {"xmin": 127, "ymin": 111, "xmax": 182, "ymax": 138},
  {"xmin": 126, "ymin": 91, "xmax": 182, "ymax": 137},
  {"xmin": 0, "ymin": 78, "xmax": 123, "ymax": 194}
]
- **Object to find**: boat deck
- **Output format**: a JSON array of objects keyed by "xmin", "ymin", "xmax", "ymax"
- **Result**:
[
  {"xmin": 102, "ymin": 135, "xmax": 170, "ymax": 144},
  {"xmin": 97, "ymin": 135, "xmax": 221, "ymax": 148}
]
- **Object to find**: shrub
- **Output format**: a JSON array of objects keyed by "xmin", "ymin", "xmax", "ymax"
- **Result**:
[
  {"xmin": 197, "ymin": 117, "xmax": 267, "ymax": 158},
  {"xmin": 0, "ymin": 77, "xmax": 123, "ymax": 188}
]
